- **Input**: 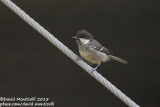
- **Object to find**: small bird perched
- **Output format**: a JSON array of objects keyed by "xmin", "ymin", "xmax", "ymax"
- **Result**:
[{"xmin": 72, "ymin": 29, "xmax": 127, "ymax": 71}]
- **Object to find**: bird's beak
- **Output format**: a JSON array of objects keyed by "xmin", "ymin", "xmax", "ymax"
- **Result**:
[{"xmin": 72, "ymin": 36, "xmax": 77, "ymax": 39}]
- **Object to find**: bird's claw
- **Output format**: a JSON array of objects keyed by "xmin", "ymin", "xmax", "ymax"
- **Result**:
[
  {"xmin": 91, "ymin": 64, "xmax": 100, "ymax": 72},
  {"xmin": 91, "ymin": 68, "xmax": 97, "ymax": 72},
  {"xmin": 76, "ymin": 56, "xmax": 82, "ymax": 61}
]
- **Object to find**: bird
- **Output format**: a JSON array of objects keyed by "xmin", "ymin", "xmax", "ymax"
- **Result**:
[{"xmin": 72, "ymin": 29, "xmax": 127, "ymax": 71}]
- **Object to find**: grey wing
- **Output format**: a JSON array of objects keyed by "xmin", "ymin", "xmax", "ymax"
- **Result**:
[{"xmin": 89, "ymin": 40, "xmax": 113, "ymax": 55}]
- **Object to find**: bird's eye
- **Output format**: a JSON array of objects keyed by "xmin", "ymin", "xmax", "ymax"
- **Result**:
[{"xmin": 80, "ymin": 35, "xmax": 87, "ymax": 38}]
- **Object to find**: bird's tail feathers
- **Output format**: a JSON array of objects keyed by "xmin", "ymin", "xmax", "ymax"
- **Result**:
[{"xmin": 109, "ymin": 55, "xmax": 127, "ymax": 64}]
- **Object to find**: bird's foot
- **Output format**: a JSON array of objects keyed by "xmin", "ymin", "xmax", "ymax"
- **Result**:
[
  {"xmin": 91, "ymin": 64, "xmax": 101, "ymax": 72},
  {"xmin": 76, "ymin": 56, "xmax": 82, "ymax": 61},
  {"xmin": 91, "ymin": 68, "xmax": 97, "ymax": 72}
]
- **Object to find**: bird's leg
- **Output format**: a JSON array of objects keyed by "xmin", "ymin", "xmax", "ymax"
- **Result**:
[
  {"xmin": 91, "ymin": 64, "xmax": 101, "ymax": 72},
  {"xmin": 76, "ymin": 56, "xmax": 82, "ymax": 61}
]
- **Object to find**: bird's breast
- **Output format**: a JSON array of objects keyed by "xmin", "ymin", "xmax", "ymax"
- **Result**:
[{"xmin": 79, "ymin": 49, "xmax": 109, "ymax": 64}]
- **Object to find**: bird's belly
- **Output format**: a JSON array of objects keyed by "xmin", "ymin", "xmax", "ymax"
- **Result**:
[{"xmin": 79, "ymin": 50, "xmax": 109, "ymax": 64}]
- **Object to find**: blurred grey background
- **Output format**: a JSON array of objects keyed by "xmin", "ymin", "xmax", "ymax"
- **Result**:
[{"xmin": 0, "ymin": 0, "xmax": 160, "ymax": 107}]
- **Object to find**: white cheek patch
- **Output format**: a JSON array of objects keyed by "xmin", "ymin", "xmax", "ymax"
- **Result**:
[{"xmin": 79, "ymin": 38, "xmax": 90, "ymax": 44}]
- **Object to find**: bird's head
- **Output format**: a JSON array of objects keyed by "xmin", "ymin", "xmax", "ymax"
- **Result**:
[{"xmin": 72, "ymin": 29, "xmax": 93, "ymax": 44}]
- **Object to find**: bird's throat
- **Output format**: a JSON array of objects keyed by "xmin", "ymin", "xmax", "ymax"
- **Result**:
[{"xmin": 79, "ymin": 38, "xmax": 90, "ymax": 44}]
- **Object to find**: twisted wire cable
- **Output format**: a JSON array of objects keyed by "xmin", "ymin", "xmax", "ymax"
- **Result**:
[{"xmin": 0, "ymin": 0, "xmax": 140, "ymax": 107}]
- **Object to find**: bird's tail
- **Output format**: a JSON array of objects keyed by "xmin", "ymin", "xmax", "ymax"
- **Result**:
[{"xmin": 109, "ymin": 55, "xmax": 128, "ymax": 64}]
